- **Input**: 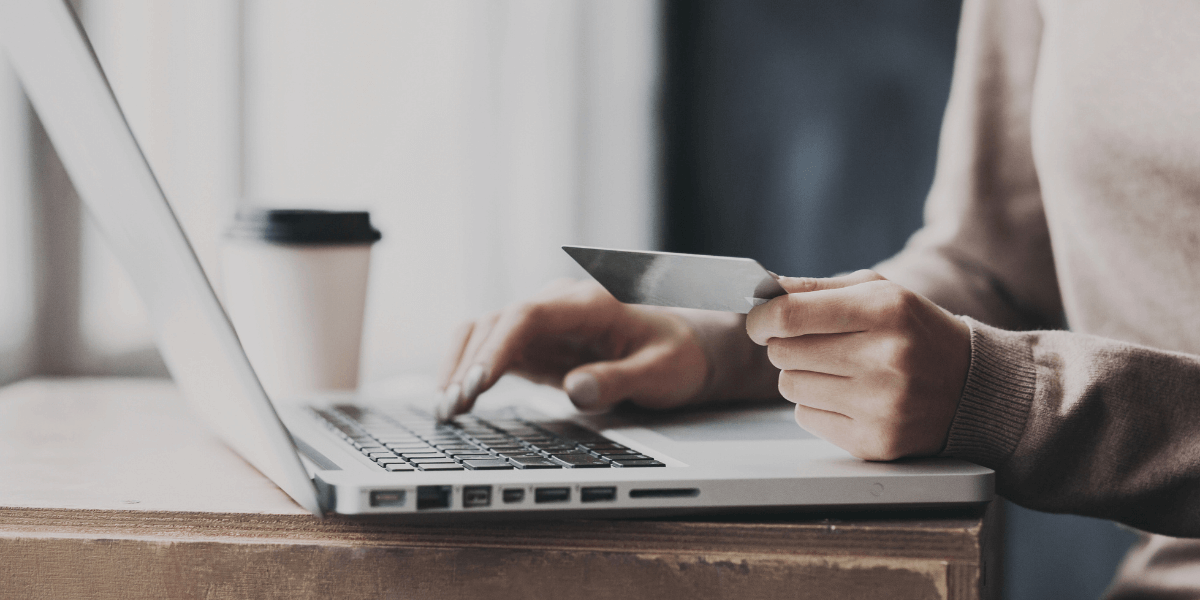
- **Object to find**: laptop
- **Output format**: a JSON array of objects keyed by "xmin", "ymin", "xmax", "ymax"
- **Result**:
[{"xmin": 0, "ymin": 0, "xmax": 992, "ymax": 518}]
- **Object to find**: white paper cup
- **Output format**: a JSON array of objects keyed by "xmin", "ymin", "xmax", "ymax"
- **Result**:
[{"xmin": 220, "ymin": 209, "xmax": 381, "ymax": 399}]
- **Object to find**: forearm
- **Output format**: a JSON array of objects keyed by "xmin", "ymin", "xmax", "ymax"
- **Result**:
[
  {"xmin": 943, "ymin": 318, "xmax": 1200, "ymax": 537},
  {"xmin": 671, "ymin": 308, "xmax": 781, "ymax": 403}
]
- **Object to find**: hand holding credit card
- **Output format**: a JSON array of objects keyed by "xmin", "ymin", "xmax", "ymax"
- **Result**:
[{"xmin": 562, "ymin": 246, "xmax": 787, "ymax": 313}]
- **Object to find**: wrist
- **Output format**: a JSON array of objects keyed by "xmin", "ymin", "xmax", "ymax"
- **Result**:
[
  {"xmin": 667, "ymin": 308, "xmax": 781, "ymax": 403},
  {"xmin": 939, "ymin": 317, "xmax": 1037, "ymax": 467}
]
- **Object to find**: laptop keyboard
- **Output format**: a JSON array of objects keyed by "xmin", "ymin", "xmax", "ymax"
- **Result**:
[{"xmin": 314, "ymin": 405, "xmax": 665, "ymax": 472}]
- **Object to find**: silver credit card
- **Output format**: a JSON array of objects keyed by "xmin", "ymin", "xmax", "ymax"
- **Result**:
[{"xmin": 563, "ymin": 246, "xmax": 787, "ymax": 313}]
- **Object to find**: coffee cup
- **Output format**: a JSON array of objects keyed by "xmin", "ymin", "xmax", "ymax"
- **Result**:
[{"xmin": 220, "ymin": 209, "xmax": 381, "ymax": 399}]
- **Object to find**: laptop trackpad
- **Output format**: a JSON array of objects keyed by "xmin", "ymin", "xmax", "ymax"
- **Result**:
[{"xmin": 596, "ymin": 401, "xmax": 816, "ymax": 442}]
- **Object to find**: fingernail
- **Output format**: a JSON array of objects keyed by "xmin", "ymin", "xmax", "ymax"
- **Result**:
[
  {"xmin": 462, "ymin": 364, "xmax": 487, "ymax": 401},
  {"xmin": 437, "ymin": 383, "xmax": 461, "ymax": 421},
  {"xmin": 564, "ymin": 372, "xmax": 600, "ymax": 409}
]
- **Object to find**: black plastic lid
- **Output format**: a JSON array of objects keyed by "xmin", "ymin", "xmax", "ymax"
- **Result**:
[{"xmin": 225, "ymin": 209, "xmax": 382, "ymax": 245}]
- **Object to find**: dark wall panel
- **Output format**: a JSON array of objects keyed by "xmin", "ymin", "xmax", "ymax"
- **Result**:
[{"xmin": 662, "ymin": 0, "xmax": 959, "ymax": 277}]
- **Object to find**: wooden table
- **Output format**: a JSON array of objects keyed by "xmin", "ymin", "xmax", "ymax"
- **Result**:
[{"xmin": 0, "ymin": 379, "xmax": 998, "ymax": 600}]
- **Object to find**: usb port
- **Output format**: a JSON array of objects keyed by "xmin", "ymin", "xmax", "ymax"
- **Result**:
[
  {"xmin": 416, "ymin": 485, "xmax": 452, "ymax": 510},
  {"xmin": 462, "ymin": 486, "xmax": 491, "ymax": 508},
  {"xmin": 534, "ymin": 487, "xmax": 570, "ymax": 503},
  {"xmin": 369, "ymin": 490, "xmax": 406, "ymax": 508},
  {"xmin": 580, "ymin": 486, "xmax": 617, "ymax": 503},
  {"xmin": 502, "ymin": 488, "xmax": 525, "ymax": 504}
]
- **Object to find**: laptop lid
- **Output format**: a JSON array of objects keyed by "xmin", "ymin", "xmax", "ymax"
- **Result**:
[{"xmin": 0, "ymin": 0, "xmax": 321, "ymax": 513}]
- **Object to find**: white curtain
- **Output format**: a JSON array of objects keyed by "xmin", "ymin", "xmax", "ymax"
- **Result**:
[{"xmin": 0, "ymin": 0, "xmax": 660, "ymax": 385}]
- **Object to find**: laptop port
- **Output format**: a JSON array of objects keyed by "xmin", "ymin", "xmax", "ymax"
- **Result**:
[
  {"xmin": 416, "ymin": 485, "xmax": 452, "ymax": 510},
  {"xmin": 628, "ymin": 488, "xmax": 700, "ymax": 499},
  {"xmin": 462, "ymin": 486, "xmax": 491, "ymax": 508},
  {"xmin": 580, "ymin": 486, "xmax": 617, "ymax": 503},
  {"xmin": 534, "ymin": 487, "xmax": 570, "ymax": 503},
  {"xmin": 369, "ymin": 490, "xmax": 406, "ymax": 508},
  {"xmin": 502, "ymin": 488, "xmax": 525, "ymax": 504}
]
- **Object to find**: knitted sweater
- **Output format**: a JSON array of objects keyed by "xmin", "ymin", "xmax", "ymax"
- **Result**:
[
  {"xmin": 872, "ymin": 0, "xmax": 1200, "ymax": 595},
  {"xmin": 683, "ymin": 0, "xmax": 1200, "ymax": 595}
]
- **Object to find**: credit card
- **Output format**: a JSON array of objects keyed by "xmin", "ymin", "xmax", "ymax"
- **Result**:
[{"xmin": 563, "ymin": 246, "xmax": 787, "ymax": 313}]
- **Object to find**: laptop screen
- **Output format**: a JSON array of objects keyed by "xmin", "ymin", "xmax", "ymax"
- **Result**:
[{"xmin": 0, "ymin": 0, "xmax": 320, "ymax": 513}]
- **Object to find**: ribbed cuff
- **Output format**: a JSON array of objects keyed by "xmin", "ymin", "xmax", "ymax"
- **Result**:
[{"xmin": 940, "ymin": 317, "xmax": 1037, "ymax": 468}]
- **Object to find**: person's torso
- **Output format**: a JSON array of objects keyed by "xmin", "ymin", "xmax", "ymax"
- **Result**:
[
  {"xmin": 1032, "ymin": 0, "xmax": 1200, "ymax": 353},
  {"xmin": 1029, "ymin": 3, "xmax": 1200, "ymax": 596}
]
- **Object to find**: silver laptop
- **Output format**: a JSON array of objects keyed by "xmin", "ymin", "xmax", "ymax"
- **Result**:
[{"xmin": 0, "ymin": 0, "xmax": 992, "ymax": 518}]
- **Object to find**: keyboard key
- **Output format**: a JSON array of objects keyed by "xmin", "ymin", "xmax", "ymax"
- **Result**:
[
  {"xmin": 486, "ymin": 445, "xmax": 528, "ymax": 453},
  {"xmin": 417, "ymin": 463, "xmax": 465, "ymax": 471},
  {"xmin": 408, "ymin": 458, "xmax": 457, "ymax": 464},
  {"xmin": 507, "ymin": 457, "xmax": 562, "ymax": 469},
  {"xmin": 602, "ymin": 454, "xmax": 654, "ymax": 461},
  {"xmin": 611, "ymin": 460, "xmax": 665, "ymax": 468},
  {"xmin": 448, "ymin": 453, "xmax": 494, "ymax": 460},
  {"xmin": 367, "ymin": 452, "xmax": 399, "ymax": 459},
  {"xmin": 459, "ymin": 429, "xmax": 498, "ymax": 437},
  {"xmin": 462, "ymin": 459, "xmax": 514, "ymax": 470},
  {"xmin": 514, "ymin": 435, "xmax": 556, "ymax": 443},
  {"xmin": 470, "ymin": 437, "xmax": 513, "ymax": 444},
  {"xmin": 376, "ymin": 459, "xmax": 408, "ymax": 466},
  {"xmin": 382, "ymin": 438, "xmax": 426, "ymax": 444},
  {"xmin": 498, "ymin": 452, "xmax": 544, "ymax": 459},
  {"xmin": 434, "ymin": 444, "xmax": 479, "ymax": 451},
  {"xmin": 399, "ymin": 452, "xmax": 445, "ymax": 458},
  {"xmin": 596, "ymin": 450, "xmax": 645, "ymax": 457},
  {"xmin": 358, "ymin": 446, "xmax": 389, "ymax": 453},
  {"xmin": 385, "ymin": 464, "xmax": 415, "ymax": 472},
  {"xmin": 551, "ymin": 455, "xmax": 611, "ymax": 468},
  {"xmin": 503, "ymin": 429, "xmax": 544, "ymax": 437}
]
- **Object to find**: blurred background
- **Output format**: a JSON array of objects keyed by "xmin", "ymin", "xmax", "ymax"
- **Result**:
[{"xmin": 0, "ymin": 0, "xmax": 1136, "ymax": 597}]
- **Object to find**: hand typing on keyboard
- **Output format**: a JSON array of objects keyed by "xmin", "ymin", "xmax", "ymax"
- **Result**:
[{"xmin": 438, "ymin": 279, "xmax": 709, "ymax": 420}]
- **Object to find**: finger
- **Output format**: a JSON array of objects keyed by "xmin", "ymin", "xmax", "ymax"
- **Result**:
[
  {"xmin": 765, "ymin": 332, "xmax": 871, "ymax": 377},
  {"xmin": 449, "ymin": 282, "xmax": 624, "ymax": 417},
  {"xmin": 438, "ymin": 313, "xmax": 499, "ymax": 419},
  {"xmin": 777, "ymin": 369, "xmax": 864, "ymax": 418},
  {"xmin": 438, "ymin": 321, "xmax": 475, "ymax": 390},
  {"xmin": 467, "ymin": 283, "xmax": 622, "ymax": 392},
  {"xmin": 746, "ymin": 279, "xmax": 894, "ymax": 345},
  {"xmin": 792, "ymin": 403, "xmax": 855, "ymax": 447},
  {"xmin": 449, "ymin": 312, "xmax": 499, "ymax": 389},
  {"xmin": 775, "ymin": 269, "xmax": 885, "ymax": 294},
  {"xmin": 562, "ymin": 340, "xmax": 705, "ymax": 413}
]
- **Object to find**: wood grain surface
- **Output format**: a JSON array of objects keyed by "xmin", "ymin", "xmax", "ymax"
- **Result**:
[{"xmin": 0, "ymin": 379, "xmax": 997, "ymax": 600}]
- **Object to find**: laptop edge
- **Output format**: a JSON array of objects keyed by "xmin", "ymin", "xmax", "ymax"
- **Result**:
[{"xmin": 0, "ymin": 0, "xmax": 322, "ymax": 513}]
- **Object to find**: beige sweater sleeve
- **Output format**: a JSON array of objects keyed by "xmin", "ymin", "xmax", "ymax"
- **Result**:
[
  {"xmin": 881, "ymin": 0, "xmax": 1200, "ymax": 538},
  {"xmin": 873, "ymin": 0, "xmax": 1062, "ymax": 332}
]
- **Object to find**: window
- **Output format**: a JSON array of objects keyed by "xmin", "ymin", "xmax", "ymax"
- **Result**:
[{"xmin": 0, "ymin": 0, "xmax": 659, "ymax": 385}]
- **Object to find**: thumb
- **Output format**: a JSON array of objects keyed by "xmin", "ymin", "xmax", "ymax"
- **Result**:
[
  {"xmin": 775, "ymin": 269, "xmax": 886, "ymax": 294},
  {"xmin": 562, "ymin": 341, "xmax": 705, "ymax": 413}
]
